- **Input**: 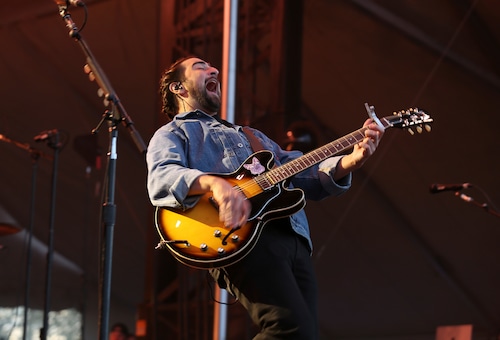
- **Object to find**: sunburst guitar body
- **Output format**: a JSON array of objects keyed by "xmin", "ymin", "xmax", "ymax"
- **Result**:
[{"xmin": 155, "ymin": 150, "xmax": 305, "ymax": 268}]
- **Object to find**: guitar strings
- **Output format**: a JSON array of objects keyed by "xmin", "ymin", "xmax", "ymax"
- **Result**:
[{"xmin": 233, "ymin": 126, "xmax": 369, "ymax": 195}]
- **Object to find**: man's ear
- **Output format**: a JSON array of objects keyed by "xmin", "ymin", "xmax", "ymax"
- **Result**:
[{"xmin": 169, "ymin": 82, "xmax": 183, "ymax": 93}]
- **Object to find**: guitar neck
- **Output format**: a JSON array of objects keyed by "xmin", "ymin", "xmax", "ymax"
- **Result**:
[{"xmin": 259, "ymin": 118, "xmax": 392, "ymax": 188}]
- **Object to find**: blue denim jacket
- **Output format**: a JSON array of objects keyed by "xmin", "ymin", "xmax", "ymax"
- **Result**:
[{"xmin": 146, "ymin": 110, "xmax": 351, "ymax": 251}]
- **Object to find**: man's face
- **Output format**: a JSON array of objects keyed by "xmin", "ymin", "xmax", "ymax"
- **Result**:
[{"xmin": 181, "ymin": 57, "xmax": 221, "ymax": 114}]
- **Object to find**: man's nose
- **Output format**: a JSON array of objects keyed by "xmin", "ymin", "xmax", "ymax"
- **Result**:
[{"xmin": 209, "ymin": 66, "xmax": 219, "ymax": 77}]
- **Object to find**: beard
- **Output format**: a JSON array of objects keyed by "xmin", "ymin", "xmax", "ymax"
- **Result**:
[{"xmin": 192, "ymin": 85, "xmax": 221, "ymax": 113}]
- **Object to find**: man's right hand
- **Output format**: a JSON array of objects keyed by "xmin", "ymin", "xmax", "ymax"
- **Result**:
[{"xmin": 190, "ymin": 175, "xmax": 251, "ymax": 228}]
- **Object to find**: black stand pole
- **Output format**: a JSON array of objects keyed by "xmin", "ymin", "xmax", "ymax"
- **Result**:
[
  {"xmin": 0, "ymin": 134, "xmax": 52, "ymax": 340},
  {"xmin": 93, "ymin": 110, "xmax": 120, "ymax": 340},
  {"xmin": 23, "ymin": 151, "xmax": 40, "ymax": 340},
  {"xmin": 55, "ymin": 4, "xmax": 146, "ymax": 340},
  {"xmin": 39, "ymin": 131, "xmax": 62, "ymax": 340}
]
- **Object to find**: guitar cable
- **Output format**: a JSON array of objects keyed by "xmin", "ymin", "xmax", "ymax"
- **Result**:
[{"xmin": 205, "ymin": 270, "xmax": 239, "ymax": 306}]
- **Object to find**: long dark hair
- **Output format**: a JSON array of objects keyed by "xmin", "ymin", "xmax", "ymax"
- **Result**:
[{"xmin": 159, "ymin": 56, "xmax": 195, "ymax": 119}]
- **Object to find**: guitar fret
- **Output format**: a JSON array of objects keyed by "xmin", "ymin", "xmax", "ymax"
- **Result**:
[
  {"xmin": 321, "ymin": 148, "xmax": 333, "ymax": 156},
  {"xmin": 311, "ymin": 151, "xmax": 322, "ymax": 162},
  {"xmin": 340, "ymin": 138, "xmax": 351, "ymax": 148},
  {"xmin": 297, "ymin": 160, "xmax": 307, "ymax": 169},
  {"xmin": 293, "ymin": 165, "xmax": 302, "ymax": 173},
  {"xmin": 353, "ymin": 131, "xmax": 365, "ymax": 141},
  {"xmin": 265, "ymin": 172, "xmax": 277, "ymax": 186},
  {"xmin": 283, "ymin": 165, "xmax": 294, "ymax": 177},
  {"xmin": 275, "ymin": 168, "xmax": 286, "ymax": 181},
  {"xmin": 265, "ymin": 175, "xmax": 275, "ymax": 188}
]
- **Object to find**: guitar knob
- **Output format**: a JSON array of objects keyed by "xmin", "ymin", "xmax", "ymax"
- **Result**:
[
  {"xmin": 217, "ymin": 248, "xmax": 225, "ymax": 255},
  {"xmin": 214, "ymin": 230, "xmax": 222, "ymax": 237},
  {"xmin": 231, "ymin": 235, "xmax": 239, "ymax": 242},
  {"xmin": 200, "ymin": 243, "xmax": 208, "ymax": 252}
]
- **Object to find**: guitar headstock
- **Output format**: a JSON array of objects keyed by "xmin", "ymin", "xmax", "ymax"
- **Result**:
[{"xmin": 384, "ymin": 108, "xmax": 433, "ymax": 135}]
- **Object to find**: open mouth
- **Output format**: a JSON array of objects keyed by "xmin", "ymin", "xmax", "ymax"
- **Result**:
[{"xmin": 206, "ymin": 79, "xmax": 218, "ymax": 93}]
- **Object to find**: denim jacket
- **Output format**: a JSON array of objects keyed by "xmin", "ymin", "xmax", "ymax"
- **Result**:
[{"xmin": 146, "ymin": 110, "xmax": 351, "ymax": 251}]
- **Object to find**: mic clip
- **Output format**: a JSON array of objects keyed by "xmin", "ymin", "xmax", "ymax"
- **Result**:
[{"xmin": 34, "ymin": 129, "xmax": 59, "ymax": 142}]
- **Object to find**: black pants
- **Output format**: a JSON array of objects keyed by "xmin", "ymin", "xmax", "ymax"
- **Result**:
[{"xmin": 210, "ymin": 219, "xmax": 319, "ymax": 339}]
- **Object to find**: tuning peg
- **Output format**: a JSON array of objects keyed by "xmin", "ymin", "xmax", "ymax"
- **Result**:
[
  {"xmin": 424, "ymin": 124, "xmax": 431, "ymax": 132},
  {"xmin": 407, "ymin": 128, "xmax": 415, "ymax": 135},
  {"xmin": 416, "ymin": 126, "xmax": 423, "ymax": 133}
]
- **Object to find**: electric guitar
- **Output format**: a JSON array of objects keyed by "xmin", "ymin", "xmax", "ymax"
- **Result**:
[{"xmin": 155, "ymin": 107, "xmax": 433, "ymax": 269}]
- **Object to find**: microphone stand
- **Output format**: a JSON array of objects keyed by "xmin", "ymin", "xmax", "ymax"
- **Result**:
[
  {"xmin": 455, "ymin": 192, "xmax": 500, "ymax": 219},
  {"xmin": 55, "ymin": 4, "xmax": 147, "ymax": 340},
  {"xmin": 0, "ymin": 134, "xmax": 52, "ymax": 340},
  {"xmin": 40, "ymin": 132, "xmax": 63, "ymax": 340}
]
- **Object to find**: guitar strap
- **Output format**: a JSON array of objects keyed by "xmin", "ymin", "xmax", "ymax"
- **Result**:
[
  {"xmin": 214, "ymin": 116, "xmax": 266, "ymax": 152},
  {"xmin": 242, "ymin": 126, "xmax": 266, "ymax": 152},
  {"xmin": 242, "ymin": 126, "xmax": 279, "ymax": 172}
]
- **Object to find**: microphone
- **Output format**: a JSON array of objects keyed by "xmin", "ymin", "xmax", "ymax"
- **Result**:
[
  {"xmin": 429, "ymin": 183, "xmax": 471, "ymax": 194},
  {"xmin": 54, "ymin": 0, "xmax": 85, "ymax": 7},
  {"xmin": 34, "ymin": 129, "xmax": 59, "ymax": 142}
]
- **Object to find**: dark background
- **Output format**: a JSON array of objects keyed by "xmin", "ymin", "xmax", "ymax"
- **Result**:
[{"xmin": 0, "ymin": 0, "xmax": 499, "ymax": 339}]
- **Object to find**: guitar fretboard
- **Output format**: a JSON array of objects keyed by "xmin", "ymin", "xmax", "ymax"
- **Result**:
[{"xmin": 256, "ymin": 117, "xmax": 391, "ymax": 189}]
